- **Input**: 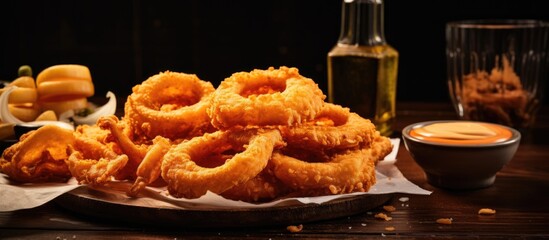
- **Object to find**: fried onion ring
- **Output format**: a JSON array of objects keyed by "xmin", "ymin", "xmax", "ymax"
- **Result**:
[
  {"xmin": 161, "ymin": 128, "xmax": 283, "ymax": 199},
  {"xmin": 279, "ymin": 109, "xmax": 378, "ymax": 150},
  {"xmin": 0, "ymin": 125, "xmax": 74, "ymax": 182},
  {"xmin": 271, "ymin": 133, "xmax": 392, "ymax": 195},
  {"xmin": 128, "ymin": 136, "xmax": 171, "ymax": 197},
  {"xmin": 124, "ymin": 71, "xmax": 215, "ymax": 140},
  {"xmin": 66, "ymin": 131, "xmax": 129, "ymax": 185},
  {"xmin": 98, "ymin": 115, "xmax": 149, "ymax": 178},
  {"xmin": 220, "ymin": 162, "xmax": 288, "ymax": 202},
  {"xmin": 208, "ymin": 66, "xmax": 325, "ymax": 129},
  {"xmin": 0, "ymin": 66, "xmax": 394, "ymax": 203}
]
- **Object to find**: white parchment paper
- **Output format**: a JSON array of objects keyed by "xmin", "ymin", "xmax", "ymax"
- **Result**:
[{"xmin": 0, "ymin": 138, "xmax": 431, "ymax": 212}]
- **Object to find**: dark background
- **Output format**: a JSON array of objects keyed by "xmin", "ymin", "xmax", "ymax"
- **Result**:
[{"xmin": 1, "ymin": 0, "xmax": 548, "ymax": 104}]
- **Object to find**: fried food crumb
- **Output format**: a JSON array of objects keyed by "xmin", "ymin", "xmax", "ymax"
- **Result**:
[
  {"xmin": 383, "ymin": 205, "xmax": 396, "ymax": 212},
  {"xmin": 374, "ymin": 212, "xmax": 392, "ymax": 221},
  {"xmin": 478, "ymin": 208, "xmax": 496, "ymax": 215},
  {"xmin": 385, "ymin": 226, "xmax": 395, "ymax": 231},
  {"xmin": 287, "ymin": 224, "xmax": 303, "ymax": 233},
  {"xmin": 436, "ymin": 218, "xmax": 453, "ymax": 225}
]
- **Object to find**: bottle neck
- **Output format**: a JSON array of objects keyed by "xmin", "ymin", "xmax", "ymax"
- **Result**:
[{"xmin": 337, "ymin": 0, "xmax": 386, "ymax": 46}]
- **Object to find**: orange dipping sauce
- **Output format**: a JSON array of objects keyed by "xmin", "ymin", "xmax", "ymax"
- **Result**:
[{"xmin": 409, "ymin": 121, "xmax": 512, "ymax": 145}]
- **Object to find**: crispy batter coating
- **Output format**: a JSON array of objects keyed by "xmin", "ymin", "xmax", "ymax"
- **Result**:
[
  {"xmin": 208, "ymin": 66, "xmax": 326, "ymax": 129},
  {"xmin": 125, "ymin": 71, "xmax": 215, "ymax": 140},
  {"xmin": 161, "ymin": 128, "xmax": 283, "ymax": 199},
  {"xmin": 98, "ymin": 115, "xmax": 149, "ymax": 178},
  {"xmin": 221, "ymin": 161, "xmax": 289, "ymax": 202},
  {"xmin": 66, "ymin": 126, "xmax": 129, "ymax": 185},
  {"xmin": 128, "ymin": 136, "xmax": 171, "ymax": 197},
  {"xmin": 0, "ymin": 125, "xmax": 74, "ymax": 182},
  {"xmin": 271, "ymin": 132, "xmax": 392, "ymax": 196},
  {"xmin": 279, "ymin": 106, "xmax": 378, "ymax": 150},
  {"xmin": 0, "ymin": 66, "xmax": 395, "ymax": 203}
]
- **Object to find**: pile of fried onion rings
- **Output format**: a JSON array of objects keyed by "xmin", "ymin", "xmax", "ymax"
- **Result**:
[{"xmin": 1, "ymin": 66, "xmax": 392, "ymax": 203}]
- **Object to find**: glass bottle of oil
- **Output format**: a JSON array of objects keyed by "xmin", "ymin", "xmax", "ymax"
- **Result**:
[{"xmin": 327, "ymin": 0, "xmax": 398, "ymax": 136}]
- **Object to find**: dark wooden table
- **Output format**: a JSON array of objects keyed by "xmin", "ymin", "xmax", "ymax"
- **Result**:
[{"xmin": 1, "ymin": 102, "xmax": 548, "ymax": 239}]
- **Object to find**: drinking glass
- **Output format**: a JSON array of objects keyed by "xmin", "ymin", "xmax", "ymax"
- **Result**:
[{"xmin": 446, "ymin": 20, "xmax": 549, "ymax": 132}]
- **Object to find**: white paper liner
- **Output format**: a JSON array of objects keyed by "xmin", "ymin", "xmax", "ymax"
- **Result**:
[{"xmin": 0, "ymin": 138, "xmax": 431, "ymax": 212}]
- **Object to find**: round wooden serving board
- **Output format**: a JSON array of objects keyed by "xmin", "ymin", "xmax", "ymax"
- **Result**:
[{"xmin": 55, "ymin": 187, "xmax": 392, "ymax": 228}]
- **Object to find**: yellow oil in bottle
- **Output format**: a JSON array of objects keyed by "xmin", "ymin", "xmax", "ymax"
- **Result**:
[
  {"xmin": 328, "ymin": 45, "xmax": 398, "ymax": 136},
  {"xmin": 327, "ymin": 0, "xmax": 398, "ymax": 136}
]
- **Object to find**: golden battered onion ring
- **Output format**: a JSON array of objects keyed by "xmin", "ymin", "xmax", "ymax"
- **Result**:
[
  {"xmin": 66, "ymin": 130, "xmax": 129, "ymax": 185},
  {"xmin": 220, "ymin": 162, "xmax": 288, "ymax": 202},
  {"xmin": 0, "ymin": 125, "xmax": 74, "ymax": 183},
  {"xmin": 128, "ymin": 136, "xmax": 171, "ymax": 197},
  {"xmin": 124, "ymin": 71, "xmax": 215, "ymax": 140},
  {"xmin": 161, "ymin": 128, "xmax": 283, "ymax": 199},
  {"xmin": 271, "ymin": 133, "xmax": 392, "ymax": 195},
  {"xmin": 98, "ymin": 115, "xmax": 148, "ymax": 176},
  {"xmin": 279, "ymin": 109, "xmax": 378, "ymax": 150},
  {"xmin": 208, "ymin": 66, "xmax": 325, "ymax": 129}
]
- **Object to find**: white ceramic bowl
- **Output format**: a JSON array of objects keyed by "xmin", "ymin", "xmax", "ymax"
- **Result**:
[{"xmin": 402, "ymin": 120, "xmax": 521, "ymax": 190}]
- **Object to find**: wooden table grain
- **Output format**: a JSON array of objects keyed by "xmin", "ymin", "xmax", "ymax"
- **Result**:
[{"xmin": 1, "ymin": 102, "xmax": 548, "ymax": 239}]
